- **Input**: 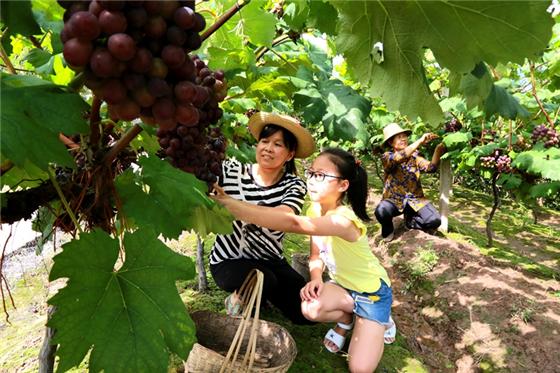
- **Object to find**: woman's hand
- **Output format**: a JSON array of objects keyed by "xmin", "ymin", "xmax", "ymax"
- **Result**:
[
  {"xmin": 435, "ymin": 142, "xmax": 447, "ymax": 154},
  {"xmin": 210, "ymin": 183, "xmax": 231, "ymax": 206},
  {"xmin": 421, "ymin": 133, "xmax": 439, "ymax": 145},
  {"xmin": 300, "ymin": 278, "xmax": 324, "ymax": 301}
]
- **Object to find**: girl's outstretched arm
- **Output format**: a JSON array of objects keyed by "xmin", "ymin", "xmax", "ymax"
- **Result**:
[{"xmin": 212, "ymin": 185, "xmax": 360, "ymax": 242}]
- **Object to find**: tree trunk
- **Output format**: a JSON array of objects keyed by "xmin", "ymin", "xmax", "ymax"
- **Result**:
[
  {"xmin": 196, "ymin": 234, "xmax": 207, "ymax": 292},
  {"xmin": 438, "ymin": 159, "xmax": 452, "ymax": 233},
  {"xmin": 38, "ymin": 306, "xmax": 57, "ymax": 373},
  {"xmin": 486, "ymin": 172, "xmax": 501, "ymax": 247}
]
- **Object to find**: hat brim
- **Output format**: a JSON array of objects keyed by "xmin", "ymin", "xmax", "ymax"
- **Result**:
[
  {"xmin": 248, "ymin": 112, "xmax": 316, "ymax": 158},
  {"xmin": 383, "ymin": 129, "xmax": 412, "ymax": 146}
]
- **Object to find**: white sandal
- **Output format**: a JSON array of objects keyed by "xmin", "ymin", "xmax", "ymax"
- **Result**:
[
  {"xmin": 384, "ymin": 316, "xmax": 397, "ymax": 344},
  {"xmin": 324, "ymin": 320, "xmax": 354, "ymax": 353}
]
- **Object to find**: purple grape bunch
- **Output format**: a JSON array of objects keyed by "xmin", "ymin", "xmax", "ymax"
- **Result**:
[
  {"xmin": 59, "ymin": 0, "xmax": 229, "ymax": 184},
  {"xmin": 531, "ymin": 124, "xmax": 559, "ymax": 148},
  {"xmin": 444, "ymin": 117, "xmax": 462, "ymax": 133},
  {"xmin": 480, "ymin": 149, "xmax": 512, "ymax": 173}
]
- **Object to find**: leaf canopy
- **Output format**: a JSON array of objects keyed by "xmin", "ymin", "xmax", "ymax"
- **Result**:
[
  {"xmin": 330, "ymin": 1, "xmax": 553, "ymax": 124},
  {"xmin": 48, "ymin": 229, "xmax": 196, "ymax": 373}
]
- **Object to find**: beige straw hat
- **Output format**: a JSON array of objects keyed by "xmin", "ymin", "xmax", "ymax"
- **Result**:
[
  {"xmin": 382, "ymin": 122, "xmax": 412, "ymax": 145},
  {"xmin": 248, "ymin": 112, "xmax": 316, "ymax": 158}
]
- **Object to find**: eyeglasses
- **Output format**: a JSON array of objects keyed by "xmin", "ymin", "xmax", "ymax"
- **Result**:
[{"xmin": 304, "ymin": 169, "xmax": 344, "ymax": 182}]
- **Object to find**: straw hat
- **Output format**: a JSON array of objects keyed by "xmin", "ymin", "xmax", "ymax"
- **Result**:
[
  {"xmin": 382, "ymin": 122, "xmax": 412, "ymax": 145},
  {"xmin": 248, "ymin": 112, "xmax": 316, "ymax": 158}
]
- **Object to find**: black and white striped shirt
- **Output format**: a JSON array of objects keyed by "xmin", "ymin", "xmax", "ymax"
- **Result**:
[{"xmin": 209, "ymin": 159, "xmax": 307, "ymax": 265}]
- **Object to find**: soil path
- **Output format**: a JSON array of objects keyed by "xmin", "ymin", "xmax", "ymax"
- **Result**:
[{"xmin": 372, "ymin": 222, "xmax": 560, "ymax": 372}]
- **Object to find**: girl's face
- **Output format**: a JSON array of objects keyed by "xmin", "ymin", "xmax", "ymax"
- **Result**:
[
  {"xmin": 256, "ymin": 130, "xmax": 295, "ymax": 170},
  {"xmin": 391, "ymin": 133, "xmax": 409, "ymax": 151},
  {"xmin": 305, "ymin": 154, "xmax": 348, "ymax": 203}
]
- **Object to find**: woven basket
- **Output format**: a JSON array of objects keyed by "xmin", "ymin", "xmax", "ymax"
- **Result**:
[
  {"xmin": 185, "ymin": 311, "xmax": 297, "ymax": 373},
  {"xmin": 186, "ymin": 269, "xmax": 296, "ymax": 373}
]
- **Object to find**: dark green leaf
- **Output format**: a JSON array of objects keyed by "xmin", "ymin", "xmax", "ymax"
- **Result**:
[
  {"xmin": 48, "ymin": 229, "xmax": 196, "ymax": 373},
  {"xmin": 512, "ymin": 148, "xmax": 560, "ymax": 180},
  {"xmin": 307, "ymin": 0, "xmax": 338, "ymax": 35},
  {"xmin": 529, "ymin": 181, "xmax": 560, "ymax": 198},
  {"xmin": 115, "ymin": 156, "xmax": 234, "ymax": 239},
  {"xmin": 484, "ymin": 85, "xmax": 530, "ymax": 119},
  {"xmin": 0, "ymin": 75, "xmax": 89, "ymax": 170},
  {"xmin": 0, "ymin": 0, "xmax": 41, "ymax": 37},
  {"xmin": 283, "ymin": 0, "xmax": 309, "ymax": 31}
]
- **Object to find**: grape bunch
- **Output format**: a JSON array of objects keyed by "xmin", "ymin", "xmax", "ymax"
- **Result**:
[
  {"xmin": 480, "ymin": 150, "xmax": 512, "ymax": 173},
  {"xmin": 531, "ymin": 124, "xmax": 559, "ymax": 148},
  {"xmin": 59, "ymin": 0, "xmax": 229, "ymax": 184},
  {"xmin": 444, "ymin": 117, "xmax": 462, "ymax": 133}
]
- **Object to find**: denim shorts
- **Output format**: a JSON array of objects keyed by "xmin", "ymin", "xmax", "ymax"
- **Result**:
[{"xmin": 347, "ymin": 280, "xmax": 392, "ymax": 325}]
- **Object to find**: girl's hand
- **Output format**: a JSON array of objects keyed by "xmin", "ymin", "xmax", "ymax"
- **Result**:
[{"xmin": 300, "ymin": 279, "xmax": 324, "ymax": 301}]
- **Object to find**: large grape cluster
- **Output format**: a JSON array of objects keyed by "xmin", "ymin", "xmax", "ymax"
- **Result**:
[
  {"xmin": 531, "ymin": 124, "xmax": 559, "ymax": 148},
  {"xmin": 480, "ymin": 150, "xmax": 512, "ymax": 173},
  {"xmin": 444, "ymin": 117, "xmax": 462, "ymax": 133},
  {"xmin": 59, "ymin": 0, "xmax": 228, "ymax": 184}
]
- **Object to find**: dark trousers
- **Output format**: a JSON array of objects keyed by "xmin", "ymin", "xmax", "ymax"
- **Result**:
[
  {"xmin": 374, "ymin": 200, "xmax": 441, "ymax": 238},
  {"xmin": 210, "ymin": 258, "xmax": 312, "ymax": 325}
]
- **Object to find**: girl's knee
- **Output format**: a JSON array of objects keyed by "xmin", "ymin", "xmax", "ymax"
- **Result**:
[
  {"xmin": 348, "ymin": 360, "xmax": 378, "ymax": 373},
  {"xmin": 301, "ymin": 300, "xmax": 323, "ymax": 321}
]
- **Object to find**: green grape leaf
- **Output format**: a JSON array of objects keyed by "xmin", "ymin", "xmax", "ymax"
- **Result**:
[
  {"xmin": 307, "ymin": 0, "xmax": 338, "ymax": 35},
  {"xmin": 293, "ymin": 87, "xmax": 327, "ymax": 123},
  {"xmin": 529, "ymin": 181, "xmax": 560, "ymax": 198},
  {"xmin": 498, "ymin": 173, "xmax": 522, "ymax": 189},
  {"xmin": 484, "ymin": 84, "xmax": 530, "ymax": 119},
  {"xmin": 284, "ymin": 0, "xmax": 309, "ymax": 31},
  {"xmin": 48, "ymin": 229, "xmax": 196, "ymax": 373},
  {"xmin": 115, "ymin": 156, "xmax": 234, "ymax": 239},
  {"xmin": 330, "ymin": 1, "xmax": 553, "ymax": 124},
  {"xmin": 0, "ymin": 0, "xmax": 41, "ymax": 37},
  {"xmin": 512, "ymin": 148, "xmax": 560, "ymax": 181},
  {"xmin": 442, "ymin": 132, "xmax": 472, "ymax": 148},
  {"xmin": 0, "ymin": 75, "xmax": 89, "ymax": 171},
  {"xmin": 240, "ymin": 1, "xmax": 277, "ymax": 47},
  {"xmin": 0, "ymin": 158, "xmax": 48, "ymax": 190}
]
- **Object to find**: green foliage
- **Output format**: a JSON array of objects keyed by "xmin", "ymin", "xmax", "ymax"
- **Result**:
[
  {"xmin": 114, "ymin": 156, "xmax": 234, "ymax": 240},
  {"xmin": 0, "ymin": 0, "xmax": 41, "ymax": 54},
  {"xmin": 512, "ymin": 147, "xmax": 560, "ymax": 181},
  {"xmin": 0, "ymin": 74, "xmax": 89, "ymax": 171},
  {"xmin": 330, "ymin": 1, "xmax": 553, "ymax": 124},
  {"xmin": 48, "ymin": 229, "xmax": 197, "ymax": 373},
  {"xmin": 284, "ymin": 0, "xmax": 338, "ymax": 35}
]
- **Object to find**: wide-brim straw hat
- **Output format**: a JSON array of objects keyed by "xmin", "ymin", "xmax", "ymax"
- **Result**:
[
  {"xmin": 248, "ymin": 112, "xmax": 316, "ymax": 158},
  {"xmin": 382, "ymin": 122, "xmax": 412, "ymax": 145}
]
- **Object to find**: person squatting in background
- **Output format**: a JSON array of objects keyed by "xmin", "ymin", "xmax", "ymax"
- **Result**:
[
  {"xmin": 375, "ymin": 122, "xmax": 447, "ymax": 242},
  {"xmin": 208, "ymin": 111, "xmax": 316, "ymax": 324},
  {"xmin": 213, "ymin": 148, "xmax": 395, "ymax": 373}
]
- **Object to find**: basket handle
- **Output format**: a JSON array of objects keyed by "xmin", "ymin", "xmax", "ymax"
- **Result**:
[{"xmin": 220, "ymin": 269, "xmax": 264, "ymax": 373}]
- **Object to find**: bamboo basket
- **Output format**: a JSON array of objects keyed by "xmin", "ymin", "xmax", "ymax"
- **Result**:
[{"xmin": 185, "ymin": 270, "xmax": 297, "ymax": 373}]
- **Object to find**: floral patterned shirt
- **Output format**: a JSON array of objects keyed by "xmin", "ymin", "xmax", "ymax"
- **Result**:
[{"xmin": 381, "ymin": 150, "xmax": 437, "ymax": 212}]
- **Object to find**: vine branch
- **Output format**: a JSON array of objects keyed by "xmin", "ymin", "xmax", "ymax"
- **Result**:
[
  {"xmin": 1, "ymin": 228, "xmax": 16, "ymax": 322},
  {"xmin": 529, "ymin": 62, "xmax": 554, "ymax": 127},
  {"xmin": 103, "ymin": 124, "xmax": 143, "ymax": 165},
  {"xmin": 0, "ymin": 37, "xmax": 16, "ymax": 74},
  {"xmin": 47, "ymin": 167, "xmax": 82, "ymax": 234},
  {"xmin": 200, "ymin": 0, "xmax": 250, "ymax": 42},
  {"xmin": 89, "ymin": 96, "xmax": 102, "ymax": 149}
]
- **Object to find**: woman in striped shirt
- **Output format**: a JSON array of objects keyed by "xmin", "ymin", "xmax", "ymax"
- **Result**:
[{"xmin": 209, "ymin": 111, "xmax": 315, "ymax": 324}]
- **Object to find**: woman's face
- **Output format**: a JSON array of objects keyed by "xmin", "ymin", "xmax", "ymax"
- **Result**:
[
  {"xmin": 305, "ymin": 154, "xmax": 347, "ymax": 203},
  {"xmin": 256, "ymin": 130, "xmax": 295, "ymax": 170},
  {"xmin": 391, "ymin": 133, "xmax": 409, "ymax": 151}
]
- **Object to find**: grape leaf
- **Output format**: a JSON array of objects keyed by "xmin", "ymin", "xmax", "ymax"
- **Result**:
[
  {"xmin": 330, "ymin": 1, "xmax": 553, "ymax": 124},
  {"xmin": 0, "ymin": 75, "xmax": 89, "ymax": 171},
  {"xmin": 529, "ymin": 181, "xmax": 560, "ymax": 198},
  {"xmin": 443, "ymin": 132, "xmax": 472, "ymax": 148},
  {"xmin": 512, "ymin": 148, "xmax": 560, "ymax": 181},
  {"xmin": 0, "ymin": 0, "xmax": 41, "ymax": 36},
  {"xmin": 239, "ymin": 1, "xmax": 277, "ymax": 47},
  {"xmin": 48, "ymin": 229, "xmax": 196, "ymax": 373},
  {"xmin": 115, "ymin": 156, "xmax": 234, "ymax": 239}
]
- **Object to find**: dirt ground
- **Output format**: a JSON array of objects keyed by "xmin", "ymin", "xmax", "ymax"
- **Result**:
[{"xmin": 372, "ymin": 221, "xmax": 560, "ymax": 372}]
